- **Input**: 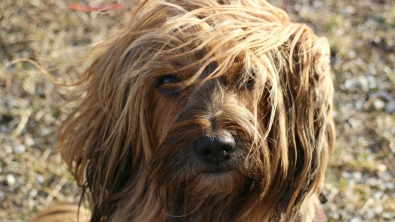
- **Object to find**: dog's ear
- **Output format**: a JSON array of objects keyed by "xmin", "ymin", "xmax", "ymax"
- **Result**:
[
  {"xmin": 57, "ymin": 33, "xmax": 155, "ymax": 219},
  {"xmin": 289, "ymin": 26, "xmax": 335, "ymax": 192},
  {"xmin": 269, "ymin": 26, "xmax": 335, "ymax": 216}
]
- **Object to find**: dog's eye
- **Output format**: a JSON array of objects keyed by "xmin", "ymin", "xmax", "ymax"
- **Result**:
[
  {"xmin": 156, "ymin": 75, "xmax": 180, "ymax": 86},
  {"xmin": 155, "ymin": 75, "xmax": 182, "ymax": 94},
  {"xmin": 245, "ymin": 77, "xmax": 255, "ymax": 88}
]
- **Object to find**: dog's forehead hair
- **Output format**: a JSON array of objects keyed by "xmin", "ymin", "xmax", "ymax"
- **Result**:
[{"xmin": 123, "ymin": 0, "xmax": 294, "ymax": 85}]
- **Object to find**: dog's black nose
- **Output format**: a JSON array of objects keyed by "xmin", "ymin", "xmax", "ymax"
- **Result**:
[{"xmin": 194, "ymin": 134, "xmax": 235, "ymax": 164}]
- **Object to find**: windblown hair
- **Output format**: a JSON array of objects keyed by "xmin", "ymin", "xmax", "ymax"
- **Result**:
[{"xmin": 58, "ymin": 0, "xmax": 335, "ymax": 221}]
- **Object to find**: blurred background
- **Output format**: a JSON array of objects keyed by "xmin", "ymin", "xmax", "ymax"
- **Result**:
[{"xmin": 1, "ymin": 0, "xmax": 394, "ymax": 221}]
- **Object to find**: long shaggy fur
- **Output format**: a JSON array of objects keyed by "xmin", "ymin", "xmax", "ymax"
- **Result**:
[{"xmin": 55, "ymin": 0, "xmax": 334, "ymax": 221}]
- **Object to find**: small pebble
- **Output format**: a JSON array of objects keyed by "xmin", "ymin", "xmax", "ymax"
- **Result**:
[
  {"xmin": 13, "ymin": 144, "xmax": 26, "ymax": 154},
  {"xmin": 385, "ymin": 100, "xmax": 395, "ymax": 113},
  {"xmin": 6, "ymin": 174, "xmax": 16, "ymax": 186},
  {"xmin": 350, "ymin": 217, "xmax": 361, "ymax": 222},
  {"xmin": 367, "ymin": 76, "xmax": 377, "ymax": 89},
  {"xmin": 4, "ymin": 145, "xmax": 12, "ymax": 154},
  {"xmin": 358, "ymin": 76, "xmax": 369, "ymax": 92},
  {"xmin": 0, "ymin": 125, "xmax": 7, "ymax": 133},
  {"xmin": 376, "ymin": 90, "xmax": 392, "ymax": 102},
  {"xmin": 373, "ymin": 99, "xmax": 385, "ymax": 110},
  {"xmin": 36, "ymin": 174, "xmax": 45, "ymax": 184},
  {"xmin": 367, "ymin": 177, "xmax": 378, "ymax": 186},
  {"xmin": 373, "ymin": 191, "xmax": 383, "ymax": 200},
  {"xmin": 312, "ymin": 1, "xmax": 323, "ymax": 8},
  {"xmin": 331, "ymin": 213, "xmax": 340, "ymax": 220},
  {"xmin": 341, "ymin": 171, "xmax": 350, "ymax": 179},
  {"xmin": 385, "ymin": 182, "xmax": 394, "ymax": 190},
  {"xmin": 344, "ymin": 79, "xmax": 357, "ymax": 91},
  {"xmin": 25, "ymin": 136, "xmax": 35, "ymax": 146},
  {"xmin": 374, "ymin": 205, "xmax": 384, "ymax": 214},
  {"xmin": 383, "ymin": 212, "xmax": 394, "ymax": 219},
  {"xmin": 29, "ymin": 189, "xmax": 38, "ymax": 198},
  {"xmin": 365, "ymin": 210, "xmax": 375, "ymax": 219},
  {"xmin": 351, "ymin": 172, "xmax": 362, "ymax": 181},
  {"xmin": 28, "ymin": 199, "xmax": 35, "ymax": 209},
  {"xmin": 40, "ymin": 128, "xmax": 51, "ymax": 136},
  {"xmin": 377, "ymin": 164, "xmax": 387, "ymax": 172},
  {"xmin": 355, "ymin": 100, "xmax": 364, "ymax": 110},
  {"xmin": 379, "ymin": 171, "xmax": 392, "ymax": 181}
]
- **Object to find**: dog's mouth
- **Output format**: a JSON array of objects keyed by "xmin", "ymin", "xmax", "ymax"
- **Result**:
[
  {"xmin": 203, "ymin": 169, "xmax": 231, "ymax": 175},
  {"xmin": 196, "ymin": 155, "xmax": 244, "ymax": 177},
  {"xmin": 182, "ymin": 167, "xmax": 255, "ymax": 197},
  {"xmin": 199, "ymin": 162, "xmax": 236, "ymax": 175}
]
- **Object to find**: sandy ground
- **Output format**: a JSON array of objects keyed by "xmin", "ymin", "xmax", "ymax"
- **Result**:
[{"xmin": 1, "ymin": 0, "xmax": 394, "ymax": 221}]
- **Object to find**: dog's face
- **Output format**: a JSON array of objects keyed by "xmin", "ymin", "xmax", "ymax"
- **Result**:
[{"xmin": 59, "ymin": 0, "xmax": 335, "ymax": 221}]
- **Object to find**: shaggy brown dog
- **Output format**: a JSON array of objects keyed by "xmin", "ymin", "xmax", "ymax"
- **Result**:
[{"xmin": 32, "ymin": 0, "xmax": 335, "ymax": 221}]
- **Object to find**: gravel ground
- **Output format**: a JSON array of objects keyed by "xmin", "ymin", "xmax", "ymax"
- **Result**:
[{"xmin": 1, "ymin": 0, "xmax": 394, "ymax": 221}]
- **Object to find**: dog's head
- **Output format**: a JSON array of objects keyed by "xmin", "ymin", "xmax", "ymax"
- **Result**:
[{"xmin": 59, "ymin": 0, "xmax": 334, "ymax": 221}]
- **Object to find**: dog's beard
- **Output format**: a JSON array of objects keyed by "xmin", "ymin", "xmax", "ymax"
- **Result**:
[
  {"xmin": 150, "ymin": 113, "xmax": 267, "ymax": 221},
  {"xmin": 151, "ymin": 146, "xmax": 256, "ymax": 221}
]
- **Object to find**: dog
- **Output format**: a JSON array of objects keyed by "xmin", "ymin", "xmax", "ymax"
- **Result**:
[{"xmin": 31, "ymin": 0, "xmax": 335, "ymax": 221}]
